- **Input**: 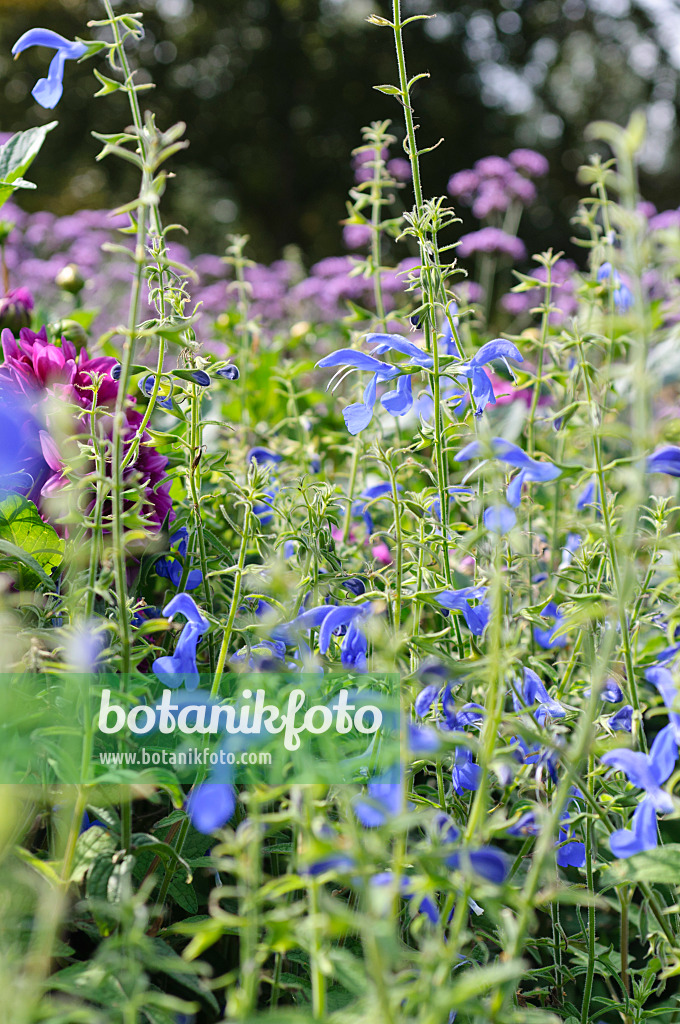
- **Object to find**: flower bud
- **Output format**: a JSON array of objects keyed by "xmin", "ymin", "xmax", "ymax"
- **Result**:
[
  {"xmin": 217, "ymin": 364, "xmax": 239, "ymax": 380},
  {"xmin": 55, "ymin": 263, "xmax": 84, "ymax": 295},
  {"xmin": 0, "ymin": 287, "xmax": 33, "ymax": 332},
  {"xmin": 51, "ymin": 318, "xmax": 87, "ymax": 349}
]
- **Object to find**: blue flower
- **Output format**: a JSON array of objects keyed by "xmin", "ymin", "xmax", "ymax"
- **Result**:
[
  {"xmin": 354, "ymin": 776, "xmax": 406, "ymax": 827},
  {"xmin": 415, "ymin": 683, "xmax": 440, "ymax": 717},
  {"xmin": 601, "ymin": 723, "xmax": 677, "ymax": 813},
  {"xmin": 513, "ymin": 668, "xmax": 566, "ymax": 724},
  {"xmin": 533, "ymin": 601, "xmax": 567, "ymax": 649},
  {"xmin": 436, "ymin": 586, "xmax": 490, "ymax": 636},
  {"xmin": 597, "ymin": 262, "xmax": 633, "ymax": 313},
  {"xmin": 152, "ymin": 593, "xmax": 210, "ymax": 690},
  {"xmin": 216, "ymin": 364, "xmax": 239, "ymax": 380},
  {"xmin": 456, "ymin": 339, "xmax": 523, "ymax": 416},
  {"xmin": 353, "ymin": 482, "xmax": 399, "ymax": 534},
  {"xmin": 483, "ymin": 503, "xmax": 516, "ymax": 535},
  {"xmin": 344, "ymin": 372, "xmax": 379, "ymax": 435},
  {"xmin": 365, "ymin": 333, "xmax": 434, "ymax": 368},
  {"xmin": 380, "ymin": 373, "xmax": 413, "ymax": 416},
  {"xmin": 609, "ymin": 705, "xmax": 633, "ymax": 732},
  {"xmin": 12, "ymin": 29, "xmax": 87, "ymax": 109},
  {"xmin": 452, "ymin": 747, "xmax": 481, "ymax": 794},
  {"xmin": 247, "ymin": 447, "xmax": 283, "ymax": 465},
  {"xmin": 433, "ymin": 814, "xmax": 508, "ymax": 883},
  {"xmin": 139, "ymin": 375, "xmax": 173, "ymax": 409},
  {"xmin": 507, "ymin": 810, "xmax": 540, "ymax": 837},
  {"xmin": 556, "ymin": 792, "xmax": 586, "ymax": 868},
  {"xmin": 186, "ymin": 781, "xmax": 236, "ymax": 834},
  {"xmin": 601, "ymin": 679, "xmax": 624, "ymax": 703},
  {"xmin": 187, "ymin": 370, "xmax": 211, "ymax": 386},
  {"xmin": 156, "ymin": 528, "xmax": 203, "ymax": 590},
  {"xmin": 646, "ymin": 665, "xmax": 680, "ymax": 742},
  {"xmin": 445, "ymin": 845, "xmax": 508, "ymax": 884},
  {"xmin": 648, "ymin": 445, "xmax": 680, "ymax": 477},
  {"xmin": 342, "ymin": 577, "xmax": 366, "ymax": 597},
  {"xmin": 253, "ymin": 486, "xmax": 277, "ymax": 524},
  {"xmin": 439, "ymin": 301, "xmax": 462, "ymax": 356},
  {"xmin": 576, "ymin": 477, "xmax": 598, "ymax": 510},
  {"xmin": 304, "ymin": 854, "xmax": 356, "ymax": 876},
  {"xmin": 609, "ymin": 797, "xmax": 657, "ymax": 858},
  {"xmin": 456, "ymin": 436, "xmax": 561, "ymax": 507},
  {"xmin": 317, "ymin": 341, "xmax": 429, "ymax": 434},
  {"xmin": 276, "ymin": 601, "xmax": 371, "ymax": 671},
  {"xmin": 408, "ymin": 722, "xmax": 441, "ymax": 753}
]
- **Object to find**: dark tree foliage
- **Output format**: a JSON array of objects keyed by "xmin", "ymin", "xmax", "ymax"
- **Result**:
[{"xmin": 0, "ymin": 0, "xmax": 678, "ymax": 263}]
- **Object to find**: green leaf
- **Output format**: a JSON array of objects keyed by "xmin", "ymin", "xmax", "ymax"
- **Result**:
[
  {"xmin": 0, "ymin": 492, "xmax": 64, "ymax": 590},
  {"xmin": 93, "ymin": 67, "xmax": 122, "ymax": 97},
  {"xmin": 0, "ymin": 122, "xmax": 57, "ymax": 209},
  {"xmin": 373, "ymin": 84, "xmax": 402, "ymax": 96},
  {"xmin": 603, "ymin": 844, "xmax": 680, "ymax": 885}
]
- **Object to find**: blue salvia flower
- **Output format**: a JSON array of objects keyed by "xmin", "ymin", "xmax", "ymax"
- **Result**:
[
  {"xmin": 156, "ymin": 527, "xmax": 203, "ymax": 590},
  {"xmin": 276, "ymin": 601, "xmax": 371, "ymax": 670},
  {"xmin": 483, "ymin": 503, "xmax": 516, "ymax": 535},
  {"xmin": 609, "ymin": 797, "xmax": 657, "ymax": 858},
  {"xmin": 369, "ymin": 871, "xmax": 440, "ymax": 924},
  {"xmin": 556, "ymin": 790, "xmax": 586, "ymax": 868},
  {"xmin": 507, "ymin": 810, "xmax": 540, "ymax": 837},
  {"xmin": 456, "ymin": 436, "xmax": 560, "ymax": 506},
  {"xmin": 352, "ymin": 482, "xmax": 400, "ymax": 534},
  {"xmin": 354, "ymin": 775, "xmax": 408, "ymax": 827},
  {"xmin": 602, "ymin": 679, "xmax": 624, "ymax": 703},
  {"xmin": 609, "ymin": 705, "xmax": 633, "ymax": 732},
  {"xmin": 576, "ymin": 477, "xmax": 598, "ymax": 510},
  {"xmin": 601, "ymin": 723, "xmax": 677, "ymax": 813},
  {"xmin": 646, "ymin": 665, "xmax": 680, "ymax": 742},
  {"xmin": 12, "ymin": 29, "xmax": 87, "ymax": 109},
  {"xmin": 533, "ymin": 601, "xmax": 567, "ymax": 649},
  {"xmin": 439, "ymin": 300, "xmax": 462, "ymax": 356},
  {"xmin": 597, "ymin": 262, "xmax": 633, "ymax": 313},
  {"xmin": 513, "ymin": 667, "xmax": 566, "ymax": 724},
  {"xmin": 454, "ymin": 339, "xmax": 523, "ymax": 416},
  {"xmin": 342, "ymin": 577, "xmax": 366, "ymax": 596},
  {"xmin": 433, "ymin": 813, "xmax": 508, "ymax": 883},
  {"xmin": 415, "ymin": 683, "xmax": 440, "ymax": 717},
  {"xmin": 452, "ymin": 748, "xmax": 481, "ymax": 794},
  {"xmin": 152, "ymin": 593, "xmax": 210, "ymax": 690},
  {"xmin": 408, "ymin": 722, "xmax": 441, "ymax": 753},
  {"xmin": 140, "ymin": 374, "xmax": 172, "ymax": 409},
  {"xmin": 247, "ymin": 446, "xmax": 283, "ymax": 465},
  {"xmin": 216, "ymin": 364, "xmax": 239, "ymax": 380},
  {"xmin": 648, "ymin": 445, "xmax": 680, "ymax": 476},
  {"xmin": 317, "ymin": 337, "xmax": 433, "ymax": 434},
  {"xmin": 304, "ymin": 854, "xmax": 356, "ymax": 877},
  {"xmin": 558, "ymin": 532, "xmax": 582, "ymax": 569},
  {"xmin": 366, "ymin": 333, "xmax": 434, "ymax": 368},
  {"xmin": 187, "ymin": 370, "xmax": 211, "ymax": 386},
  {"xmin": 186, "ymin": 781, "xmax": 237, "ymax": 834},
  {"xmin": 436, "ymin": 586, "xmax": 490, "ymax": 636}
]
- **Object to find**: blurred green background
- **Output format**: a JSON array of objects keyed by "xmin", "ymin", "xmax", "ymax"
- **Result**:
[{"xmin": 0, "ymin": 0, "xmax": 679, "ymax": 262}]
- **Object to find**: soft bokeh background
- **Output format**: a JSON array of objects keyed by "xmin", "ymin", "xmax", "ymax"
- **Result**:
[{"xmin": 0, "ymin": 0, "xmax": 679, "ymax": 262}]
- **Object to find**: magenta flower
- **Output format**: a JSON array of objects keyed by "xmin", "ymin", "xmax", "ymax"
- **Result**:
[
  {"xmin": 0, "ymin": 325, "xmax": 172, "ymax": 528},
  {"xmin": 0, "ymin": 288, "xmax": 33, "ymax": 333},
  {"xmin": 508, "ymin": 149, "xmax": 549, "ymax": 177}
]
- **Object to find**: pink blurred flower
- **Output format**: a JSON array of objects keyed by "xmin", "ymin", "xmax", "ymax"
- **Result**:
[{"xmin": 372, "ymin": 541, "xmax": 392, "ymax": 565}]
